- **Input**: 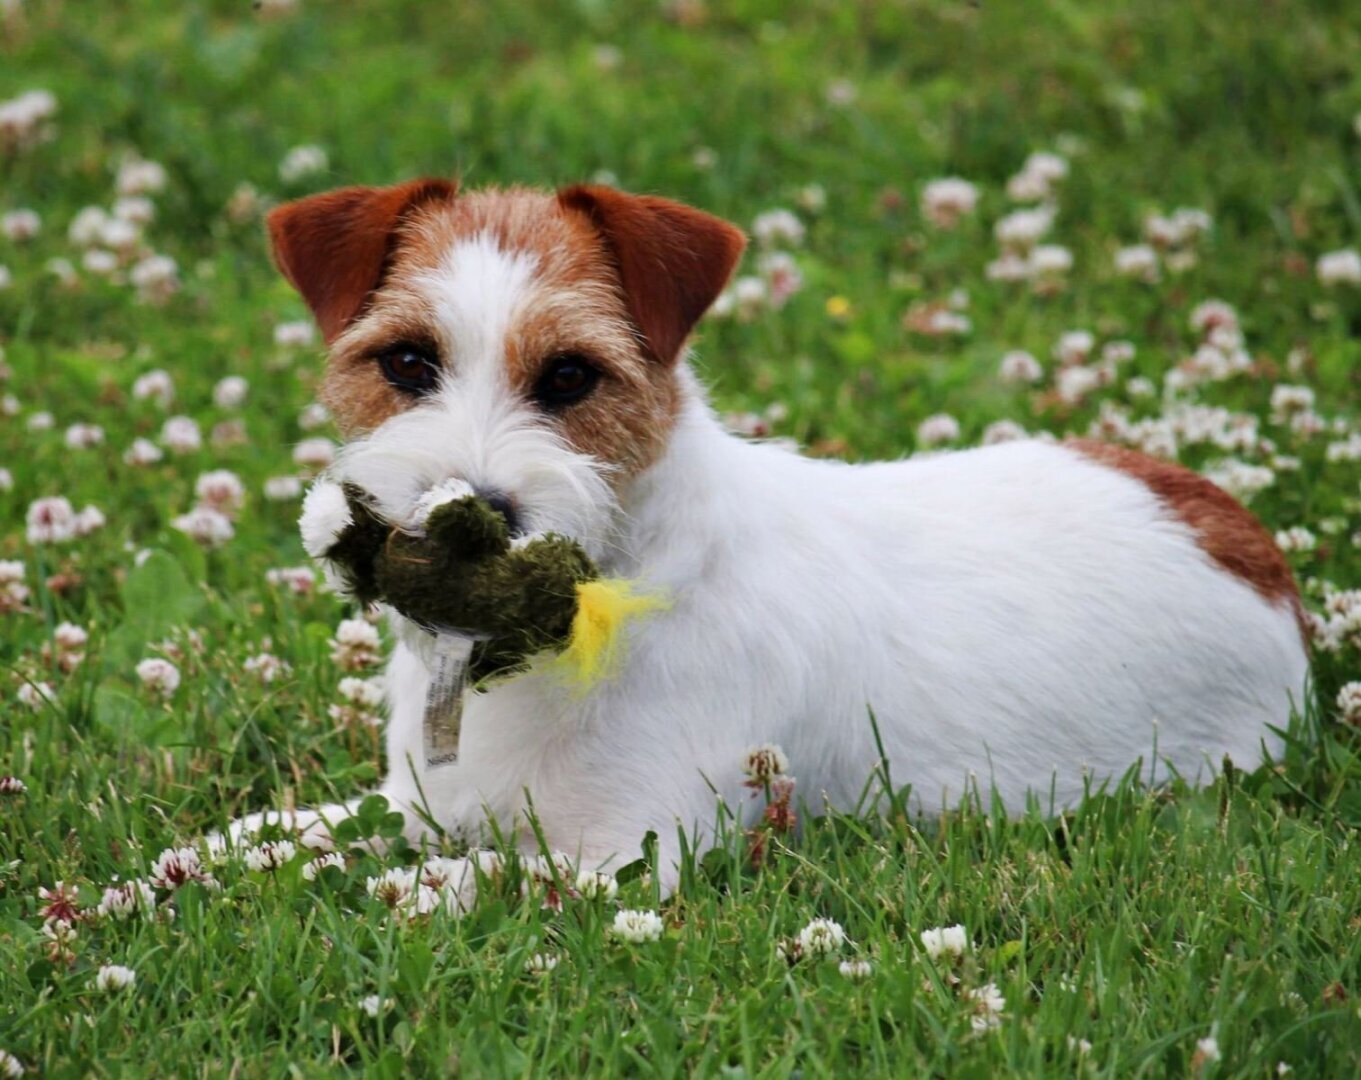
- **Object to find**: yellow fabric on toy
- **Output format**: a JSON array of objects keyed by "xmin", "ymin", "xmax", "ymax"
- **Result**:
[{"xmin": 559, "ymin": 579, "xmax": 668, "ymax": 687}]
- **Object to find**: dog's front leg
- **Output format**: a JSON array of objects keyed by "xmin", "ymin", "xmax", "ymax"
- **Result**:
[{"xmin": 226, "ymin": 800, "xmax": 365, "ymax": 851}]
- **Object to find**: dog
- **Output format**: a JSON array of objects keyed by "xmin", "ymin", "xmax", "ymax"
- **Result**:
[{"xmin": 232, "ymin": 178, "xmax": 1310, "ymax": 891}]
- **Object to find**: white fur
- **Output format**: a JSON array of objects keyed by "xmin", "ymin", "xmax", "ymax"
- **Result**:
[{"xmin": 237, "ymin": 241, "xmax": 1310, "ymax": 892}]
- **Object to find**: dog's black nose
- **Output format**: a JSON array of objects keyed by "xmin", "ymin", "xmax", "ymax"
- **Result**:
[{"xmin": 480, "ymin": 490, "xmax": 520, "ymax": 536}]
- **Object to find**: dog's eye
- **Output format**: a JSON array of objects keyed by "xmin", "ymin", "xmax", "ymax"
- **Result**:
[
  {"xmin": 533, "ymin": 353, "xmax": 600, "ymax": 409},
  {"xmin": 378, "ymin": 347, "xmax": 439, "ymax": 394}
]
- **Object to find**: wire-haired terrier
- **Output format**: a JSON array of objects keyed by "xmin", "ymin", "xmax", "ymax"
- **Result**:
[{"xmin": 232, "ymin": 178, "xmax": 1308, "ymax": 892}]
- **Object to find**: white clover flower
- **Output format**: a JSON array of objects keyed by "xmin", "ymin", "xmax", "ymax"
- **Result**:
[
  {"xmin": 998, "ymin": 350, "xmax": 1043, "ymax": 384},
  {"xmin": 113, "ymin": 196, "xmax": 155, "ymax": 226},
  {"xmin": 1114, "ymin": 244, "xmax": 1159, "ymax": 282},
  {"xmin": 1056, "ymin": 365, "xmax": 1104, "ymax": 405},
  {"xmin": 967, "ymin": 981, "xmax": 1006, "ymax": 1031},
  {"xmin": 82, "ymin": 249, "xmax": 118, "ymax": 275},
  {"xmin": 358, "ymin": 994, "xmax": 391, "ymax": 1018},
  {"xmin": 574, "ymin": 870, "xmax": 619, "ymax": 901},
  {"xmin": 160, "ymin": 415, "xmax": 202, "ymax": 454},
  {"xmin": 611, "ymin": 908, "xmax": 664, "ymax": 943},
  {"xmin": 26, "ymin": 411, "xmax": 54, "ymax": 431},
  {"xmin": 173, "ymin": 505, "xmax": 234, "ymax": 546},
  {"xmin": 69, "ymin": 206, "xmax": 110, "ymax": 247},
  {"xmin": 244, "ymin": 652, "xmax": 291, "ymax": 684},
  {"xmin": 994, "ymin": 206, "xmax": 1054, "ymax": 252},
  {"xmin": 920, "ymin": 924, "xmax": 969, "ymax": 959},
  {"xmin": 94, "ymin": 964, "xmax": 137, "ymax": 992},
  {"xmin": 25, "ymin": 496, "xmax": 77, "ymax": 544},
  {"xmin": 525, "ymin": 952, "xmax": 560, "ymax": 974},
  {"xmin": 1326, "ymin": 433, "xmax": 1361, "ymax": 462},
  {"xmin": 916, "ymin": 413, "xmax": 961, "ymax": 448},
  {"xmin": 982, "ymin": 420, "xmax": 1028, "ymax": 445},
  {"xmin": 337, "ymin": 676, "xmax": 386, "ymax": 709},
  {"xmin": 302, "ymin": 852, "xmax": 346, "ymax": 880},
  {"xmin": 0, "ymin": 1048, "xmax": 23, "ymax": 1078},
  {"xmin": 263, "ymin": 475, "xmax": 303, "ymax": 501},
  {"xmin": 212, "ymin": 375, "xmax": 249, "ymax": 409},
  {"xmin": 798, "ymin": 917, "xmax": 847, "ymax": 956},
  {"xmin": 280, "ymin": 144, "xmax": 328, "ymax": 183},
  {"xmin": 73, "ymin": 504, "xmax": 105, "ymax": 537},
  {"xmin": 1195, "ymin": 1036, "xmax": 1221, "ymax": 1064},
  {"xmin": 194, "ymin": 469, "xmax": 245, "ymax": 515},
  {"xmin": 1274, "ymin": 527, "xmax": 1316, "ymax": 554},
  {"xmin": 265, "ymin": 565, "xmax": 316, "ymax": 595},
  {"xmin": 366, "ymin": 867, "xmax": 417, "ymax": 907},
  {"xmin": 1317, "ymin": 249, "xmax": 1361, "ymax": 287},
  {"xmin": 731, "ymin": 275, "xmax": 768, "ymax": 320},
  {"xmin": 333, "ymin": 618, "xmax": 382, "ymax": 670},
  {"xmin": 116, "ymin": 157, "xmax": 167, "ymax": 196},
  {"xmin": 130, "ymin": 254, "xmax": 179, "ymax": 304},
  {"xmin": 297, "ymin": 401, "xmax": 330, "ymax": 429},
  {"xmin": 1068, "ymin": 1036, "xmax": 1093, "ymax": 1056},
  {"xmin": 741, "ymin": 744, "xmax": 789, "ymax": 783},
  {"xmin": 758, "ymin": 251, "xmax": 804, "ymax": 308},
  {"xmin": 1030, "ymin": 244, "xmax": 1073, "ymax": 276},
  {"xmin": 751, "ymin": 208, "xmax": 805, "ymax": 248},
  {"xmin": 293, "ymin": 436, "xmax": 336, "ymax": 469},
  {"xmin": 1202, "ymin": 459, "xmax": 1274, "ymax": 502},
  {"xmin": 838, "ymin": 958, "xmax": 873, "ymax": 981},
  {"xmin": 53, "ymin": 622, "xmax": 87, "ymax": 652},
  {"xmin": 132, "ymin": 369, "xmax": 175, "ymax": 407},
  {"xmin": 1054, "ymin": 330, "xmax": 1095, "ymax": 366},
  {"xmin": 1269, "ymin": 384, "xmax": 1315, "ymax": 420},
  {"xmin": 2, "ymin": 209, "xmax": 40, "ymax": 241},
  {"xmin": 136, "ymin": 657, "xmax": 181, "ymax": 697},
  {"xmin": 0, "ymin": 776, "xmax": 29, "ymax": 796},
  {"xmin": 98, "ymin": 216, "xmax": 140, "ymax": 252},
  {"xmin": 243, "ymin": 839, "xmax": 297, "ymax": 872},
  {"xmin": 97, "ymin": 879, "xmax": 156, "ymax": 920},
  {"xmin": 921, "ymin": 178, "xmax": 979, "ymax": 229},
  {"xmin": 1005, "ymin": 169, "xmax": 1050, "ymax": 203},
  {"xmin": 123, "ymin": 437, "xmax": 164, "ymax": 466},
  {"xmin": 1336, "ymin": 683, "xmax": 1361, "ymax": 725},
  {"xmin": 1189, "ymin": 299, "xmax": 1239, "ymax": 335},
  {"xmin": 924, "ymin": 309, "xmax": 971, "ymax": 336},
  {"xmin": 16, "ymin": 681, "xmax": 56, "ymax": 711},
  {"xmin": 149, "ymin": 845, "xmax": 215, "ymax": 889},
  {"xmin": 274, "ymin": 320, "xmax": 317, "ymax": 347}
]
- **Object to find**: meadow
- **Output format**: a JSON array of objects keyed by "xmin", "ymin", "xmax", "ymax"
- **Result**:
[{"xmin": 2, "ymin": 0, "xmax": 1361, "ymax": 1075}]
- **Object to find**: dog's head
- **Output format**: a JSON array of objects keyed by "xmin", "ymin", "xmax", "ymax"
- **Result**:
[{"xmin": 268, "ymin": 179, "xmax": 745, "ymax": 558}]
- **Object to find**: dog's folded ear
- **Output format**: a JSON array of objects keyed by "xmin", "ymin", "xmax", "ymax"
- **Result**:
[
  {"xmin": 557, "ymin": 185, "xmax": 747, "ymax": 365},
  {"xmin": 267, "ymin": 178, "xmax": 458, "ymax": 342}
]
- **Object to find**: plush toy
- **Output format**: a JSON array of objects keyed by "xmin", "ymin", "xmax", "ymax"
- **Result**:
[{"xmin": 300, "ymin": 479, "xmax": 665, "ymax": 764}]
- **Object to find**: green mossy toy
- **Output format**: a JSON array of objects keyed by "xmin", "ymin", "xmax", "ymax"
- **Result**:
[
  {"xmin": 303, "ymin": 479, "xmax": 665, "ymax": 766},
  {"xmin": 324, "ymin": 486, "xmax": 599, "ymax": 683}
]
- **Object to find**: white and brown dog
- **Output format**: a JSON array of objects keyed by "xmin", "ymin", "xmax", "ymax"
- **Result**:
[{"xmin": 234, "ymin": 178, "xmax": 1309, "ymax": 889}]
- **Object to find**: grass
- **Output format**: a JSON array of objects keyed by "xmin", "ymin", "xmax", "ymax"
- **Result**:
[{"xmin": 3, "ymin": 0, "xmax": 1361, "ymax": 1075}]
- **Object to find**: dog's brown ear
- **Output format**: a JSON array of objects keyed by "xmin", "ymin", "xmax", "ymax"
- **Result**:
[
  {"xmin": 267, "ymin": 178, "xmax": 458, "ymax": 343},
  {"xmin": 557, "ymin": 185, "xmax": 746, "ymax": 364}
]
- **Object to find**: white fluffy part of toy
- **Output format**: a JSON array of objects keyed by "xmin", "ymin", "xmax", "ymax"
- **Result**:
[
  {"xmin": 411, "ymin": 477, "xmax": 477, "ymax": 529},
  {"xmin": 299, "ymin": 479, "xmax": 352, "ymax": 558}
]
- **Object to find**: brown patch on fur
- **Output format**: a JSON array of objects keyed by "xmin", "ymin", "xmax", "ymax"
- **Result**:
[
  {"xmin": 557, "ymin": 184, "xmax": 747, "ymax": 365},
  {"xmin": 313, "ymin": 184, "xmax": 742, "ymax": 481},
  {"xmin": 1069, "ymin": 439, "xmax": 1307, "ymax": 639},
  {"xmin": 267, "ymin": 178, "xmax": 458, "ymax": 342}
]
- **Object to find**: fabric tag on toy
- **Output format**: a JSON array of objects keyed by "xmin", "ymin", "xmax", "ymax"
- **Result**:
[{"xmin": 423, "ymin": 632, "xmax": 475, "ymax": 767}]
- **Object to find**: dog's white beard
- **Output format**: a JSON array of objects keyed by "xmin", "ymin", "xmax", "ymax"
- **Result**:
[{"xmin": 330, "ymin": 392, "xmax": 618, "ymax": 559}]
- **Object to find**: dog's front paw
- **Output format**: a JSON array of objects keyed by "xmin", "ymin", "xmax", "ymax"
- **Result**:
[{"xmin": 223, "ymin": 803, "xmax": 359, "ymax": 852}]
